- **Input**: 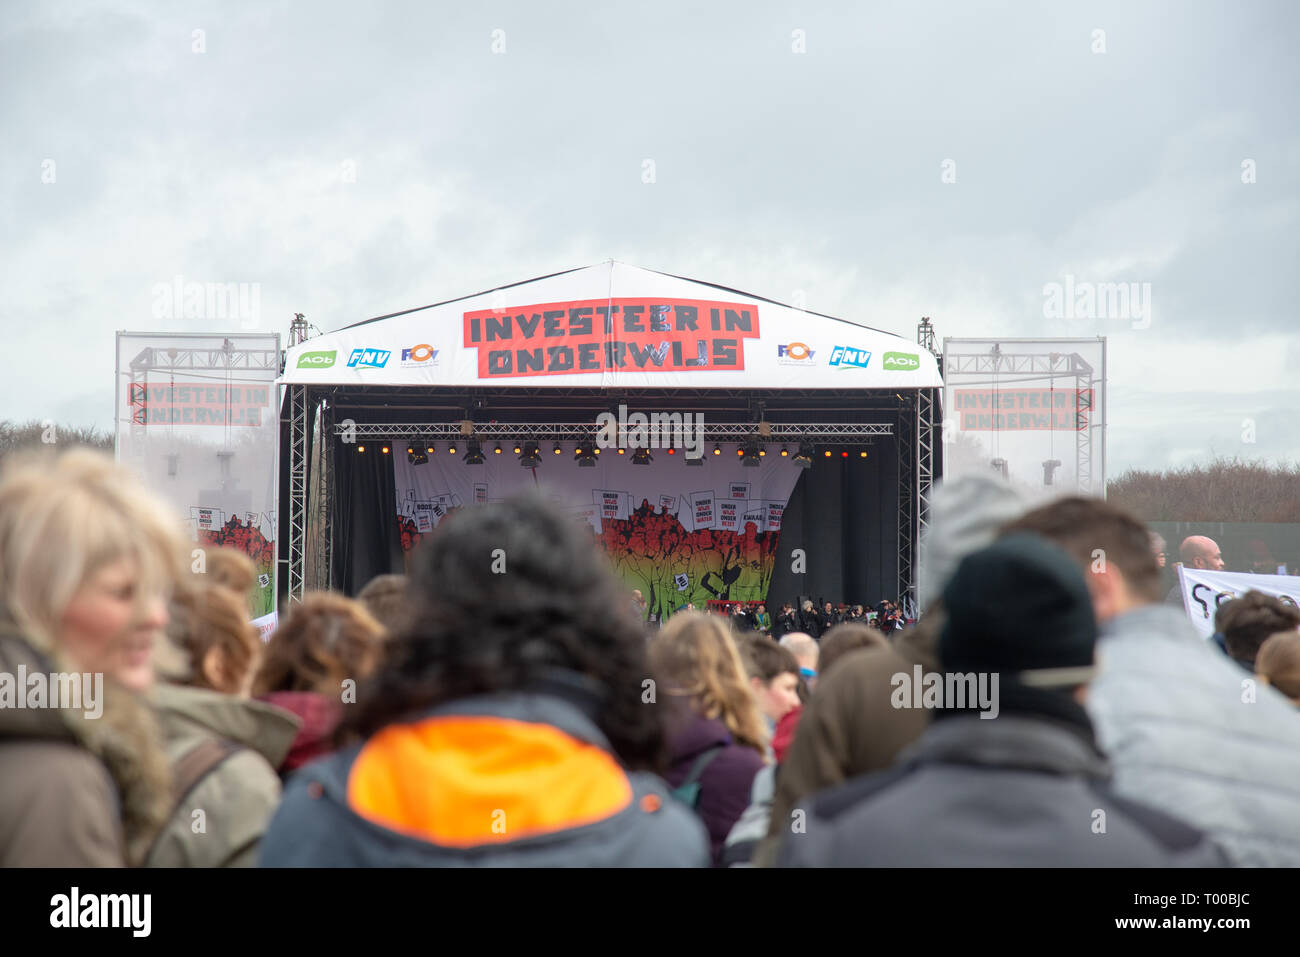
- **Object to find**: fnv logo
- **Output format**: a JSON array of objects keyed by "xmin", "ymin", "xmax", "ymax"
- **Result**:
[
  {"xmin": 777, "ymin": 342, "xmax": 815, "ymax": 361},
  {"xmin": 882, "ymin": 351, "xmax": 920, "ymax": 370},
  {"xmin": 296, "ymin": 350, "xmax": 336, "ymax": 368},
  {"xmin": 400, "ymin": 343, "xmax": 439, "ymax": 365},
  {"xmin": 347, "ymin": 348, "xmax": 390, "ymax": 368},
  {"xmin": 829, "ymin": 346, "xmax": 871, "ymax": 369}
]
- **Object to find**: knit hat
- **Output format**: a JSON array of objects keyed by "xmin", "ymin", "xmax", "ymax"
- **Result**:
[
  {"xmin": 940, "ymin": 532, "xmax": 1097, "ymax": 688},
  {"xmin": 916, "ymin": 474, "xmax": 1029, "ymax": 612}
]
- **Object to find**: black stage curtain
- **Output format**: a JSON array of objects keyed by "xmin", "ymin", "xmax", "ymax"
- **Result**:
[
  {"xmin": 766, "ymin": 438, "xmax": 899, "ymax": 613},
  {"xmin": 331, "ymin": 443, "xmax": 403, "ymax": 596}
]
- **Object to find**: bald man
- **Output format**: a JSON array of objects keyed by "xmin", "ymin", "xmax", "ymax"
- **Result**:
[{"xmin": 1167, "ymin": 534, "xmax": 1226, "ymax": 604}]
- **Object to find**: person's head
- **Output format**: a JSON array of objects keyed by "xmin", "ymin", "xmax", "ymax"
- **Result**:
[
  {"xmin": 356, "ymin": 573, "xmax": 409, "ymax": 635},
  {"xmin": 1000, "ymin": 497, "xmax": 1163, "ymax": 623},
  {"xmin": 818, "ymin": 623, "xmax": 889, "ymax": 677},
  {"xmin": 163, "ymin": 578, "xmax": 262, "ymax": 696},
  {"xmin": 631, "ymin": 588, "xmax": 644, "ymax": 604},
  {"xmin": 822, "ymin": 600, "xmax": 833, "ymax": 612},
  {"xmin": 254, "ymin": 592, "xmax": 387, "ymax": 697},
  {"xmin": 0, "ymin": 449, "xmax": 185, "ymax": 692},
  {"xmin": 917, "ymin": 474, "xmax": 1029, "ymax": 612},
  {"xmin": 1257, "ymin": 631, "xmax": 1300, "ymax": 705},
  {"xmin": 942, "ymin": 533, "xmax": 1098, "ymax": 712},
  {"xmin": 854, "ymin": 604, "xmax": 864, "ymax": 616},
  {"xmin": 801, "ymin": 599, "xmax": 813, "ymax": 613},
  {"xmin": 348, "ymin": 493, "xmax": 665, "ymax": 770},
  {"xmin": 1180, "ymin": 535, "xmax": 1225, "ymax": 571},
  {"xmin": 1149, "ymin": 531, "xmax": 1167, "ymax": 569},
  {"xmin": 779, "ymin": 632, "xmax": 819, "ymax": 683},
  {"xmin": 649, "ymin": 611, "xmax": 768, "ymax": 755},
  {"xmin": 735, "ymin": 634, "xmax": 801, "ymax": 723},
  {"xmin": 1215, "ymin": 591, "xmax": 1300, "ymax": 670}
]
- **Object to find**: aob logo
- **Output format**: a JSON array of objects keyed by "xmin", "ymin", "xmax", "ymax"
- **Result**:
[
  {"xmin": 297, "ymin": 350, "xmax": 336, "ymax": 368},
  {"xmin": 882, "ymin": 351, "xmax": 920, "ymax": 370}
]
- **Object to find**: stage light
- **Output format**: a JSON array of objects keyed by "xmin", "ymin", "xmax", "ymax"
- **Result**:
[
  {"xmin": 859, "ymin": 450, "xmax": 868, "ymax": 458},
  {"xmin": 713, "ymin": 445, "xmax": 721, "ymax": 456},
  {"xmin": 553, "ymin": 443, "xmax": 562, "ymax": 455},
  {"xmin": 780, "ymin": 447, "xmax": 789, "ymax": 457},
  {"xmin": 406, "ymin": 445, "xmax": 414, "ymax": 455},
  {"xmin": 493, "ymin": 444, "xmax": 502, "ymax": 455},
  {"xmin": 618, "ymin": 447, "xmax": 626, "ymax": 455},
  {"xmin": 759, "ymin": 449, "xmax": 766, "ymax": 457},
  {"xmin": 792, "ymin": 442, "xmax": 814, "ymax": 469},
  {"xmin": 736, "ymin": 448, "xmax": 744, "ymax": 457},
  {"xmin": 593, "ymin": 447, "xmax": 601, "ymax": 455},
  {"xmin": 463, "ymin": 440, "xmax": 485, "ymax": 465},
  {"xmin": 667, "ymin": 447, "xmax": 675, "ymax": 455},
  {"xmin": 841, "ymin": 451, "xmax": 848, "ymax": 458},
  {"xmin": 381, "ymin": 445, "xmax": 390, "ymax": 455},
  {"xmin": 632, "ymin": 448, "xmax": 653, "ymax": 466},
  {"xmin": 357, "ymin": 445, "xmax": 365, "ymax": 453},
  {"xmin": 426, "ymin": 446, "xmax": 434, "ymax": 454},
  {"xmin": 519, "ymin": 442, "xmax": 542, "ymax": 468},
  {"xmin": 824, "ymin": 450, "xmax": 832, "ymax": 458},
  {"xmin": 448, "ymin": 444, "xmax": 457, "ymax": 455},
  {"xmin": 513, "ymin": 443, "xmax": 522, "ymax": 455}
]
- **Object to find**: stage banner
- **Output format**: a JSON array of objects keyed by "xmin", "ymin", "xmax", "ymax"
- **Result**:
[
  {"xmin": 116, "ymin": 333, "xmax": 281, "ymax": 616},
  {"xmin": 393, "ymin": 451, "xmax": 801, "ymax": 623},
  {"xmin": 1177, "ymin": 567, "xmax": 1300, "ymax": 640}
]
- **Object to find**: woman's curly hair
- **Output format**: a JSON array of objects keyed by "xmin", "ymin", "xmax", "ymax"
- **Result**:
[{"xmin": 345, "ymin": 492, "xmax": 663, "ymax": 771}]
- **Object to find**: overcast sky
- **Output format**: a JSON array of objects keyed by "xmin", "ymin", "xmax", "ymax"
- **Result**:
[{"xmin": 3, "ymin": 0, "xmax": 1297, "ymax": 478}]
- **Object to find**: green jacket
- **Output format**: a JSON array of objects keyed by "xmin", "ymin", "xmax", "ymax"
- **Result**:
[{"xmin": 145, "ymin": 683, "xmax": 299, "ymax": 868}]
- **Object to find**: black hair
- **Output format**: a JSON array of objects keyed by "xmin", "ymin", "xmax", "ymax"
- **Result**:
[{"xmin": 346, "ymin": 492, "xmax": 664, "ymax": 771}]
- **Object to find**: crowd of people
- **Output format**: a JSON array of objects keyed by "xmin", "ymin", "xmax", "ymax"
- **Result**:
[{"xmin": 3, "ymin": 450, "xmax": 1300, "ymax": 867}]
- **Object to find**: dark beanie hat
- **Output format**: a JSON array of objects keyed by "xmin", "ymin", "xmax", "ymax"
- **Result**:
[{"xmin": 940, "ymin": 532, "xmax": 1097, "ymax": 688}]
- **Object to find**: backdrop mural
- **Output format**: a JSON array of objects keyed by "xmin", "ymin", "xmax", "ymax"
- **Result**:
[{"xmin": 393, "ymin": 448, "xmax": 802, "ymax": 623}]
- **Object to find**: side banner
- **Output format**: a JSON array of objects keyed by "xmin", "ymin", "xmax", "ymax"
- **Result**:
[{"xmin": 1178, "ymin": 566, "xmax": 1300, "ymax": 639}]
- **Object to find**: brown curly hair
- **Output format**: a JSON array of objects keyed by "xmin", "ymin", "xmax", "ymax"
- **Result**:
[{"xmin": 252, "ymin": 592, "xmax": 387, "ymax": 696}]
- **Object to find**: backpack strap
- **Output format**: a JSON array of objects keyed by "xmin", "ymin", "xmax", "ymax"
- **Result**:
[
  {"xmin": 670, "ymin": 744, "xmax": 727, "ymax": 809},
  {"xmin": 146, "ymin": 738, "xmax": 245, "ymax": 862}
]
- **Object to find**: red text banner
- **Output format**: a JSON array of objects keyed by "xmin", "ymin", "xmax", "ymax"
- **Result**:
[
  {"xmin": 953, "ymin": 389, "xmax": 1094, "ymax": 431},
  {"xmin": 463, "ymin": 298, "xmax": 762, "ymax": 379},
  {"xmin": 128, "ymin": 381, "xmax": 271, "ymax": 426}
]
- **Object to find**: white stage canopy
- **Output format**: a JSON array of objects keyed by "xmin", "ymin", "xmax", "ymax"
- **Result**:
[{"xmin": 280, "ymin": 261, "xmax": 941, "ymax": 390}]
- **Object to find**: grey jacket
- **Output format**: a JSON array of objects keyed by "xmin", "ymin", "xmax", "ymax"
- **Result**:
[
  {"xmin": 1088, "ymin": 603, "xmax": 1300, "ymax": 866},
  {"xmin": 780, "ymin": 713, "xmax": 1227, "ymax": 867}
]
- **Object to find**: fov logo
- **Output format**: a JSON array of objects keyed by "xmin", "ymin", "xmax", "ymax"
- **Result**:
[
  {"xmin": 829, "ymin": 346, "xmax": 871, "ymax": 368},
  {"xmin": 347, "ymin": 348, "xmax": 390, "ymax": 368},
  {"xmin": 882, "ymin": 351, "xmax": 920, "ymax": 370},
  {"xmin": 297, "ymin": 350, "xmax": 336, "ymax": 368}
]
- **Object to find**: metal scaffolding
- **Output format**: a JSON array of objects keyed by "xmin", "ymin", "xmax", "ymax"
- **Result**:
[{"xmin": 942, "ymin": 346, "xmax": 1100, "ymax": 496}]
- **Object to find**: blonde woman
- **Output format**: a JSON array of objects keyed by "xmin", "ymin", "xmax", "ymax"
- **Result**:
[
  {"xmin": 649, "ymin": 611, "xmax": 768, "ymax": 865},
  {"xmin": 0, "ymin": 450, "xmax": 185, "ymax": 865}
]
